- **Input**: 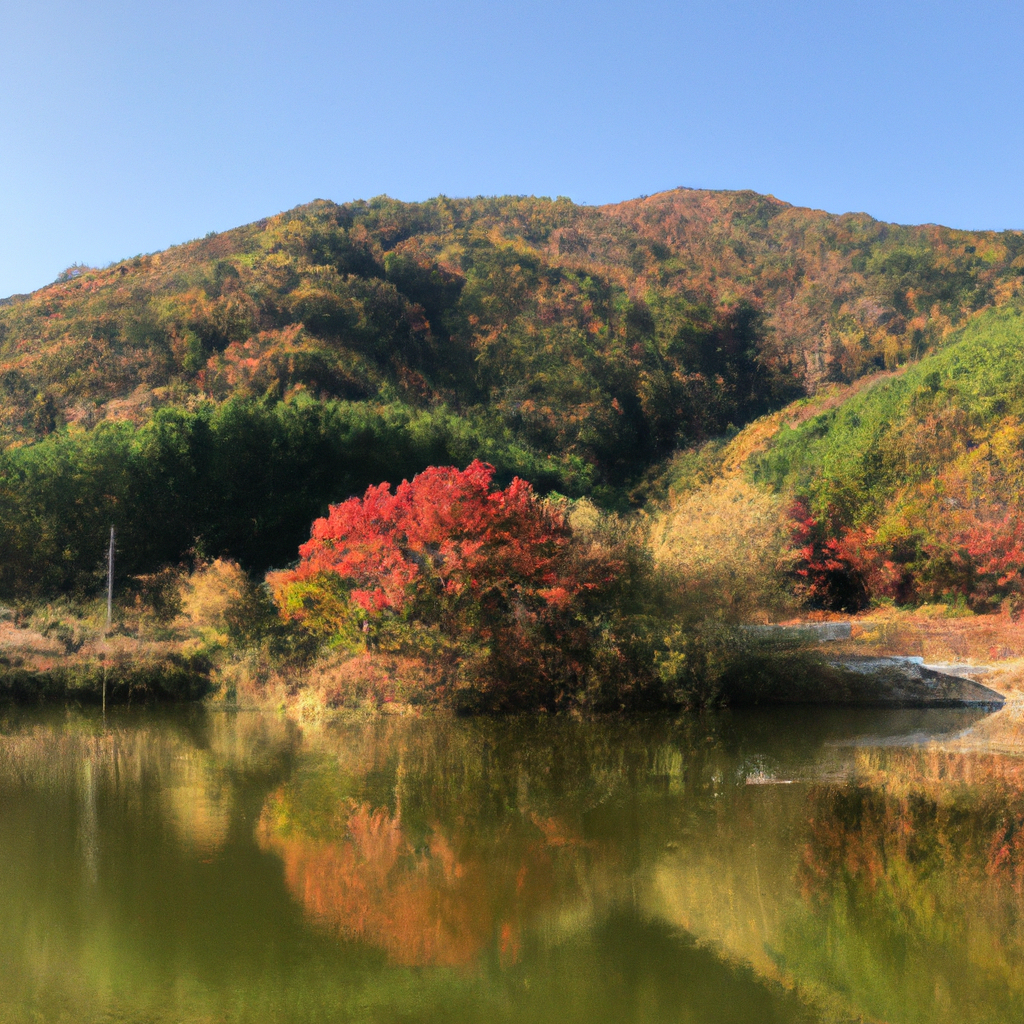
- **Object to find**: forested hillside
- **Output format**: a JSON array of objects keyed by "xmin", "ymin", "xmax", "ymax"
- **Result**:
[
  {"xmin": 0, "ymin": 194, "xmax": 804, "ymax": 483},
  {"xmin": 757, "ymin": 305, "xmax": 1024, "ymax": 610},
  {"xmin": 4, "ymin": 190, "xmax": 1022, "ymax": 454},
  {"xmin": 655, "ymin": 303, "xmax": 1024, "ymax": 616},
  {"xmin": 1, "ymin": 189, "xmax": 1023, "ymax": 599},
  {"xmin": 601, "ymin": 190, "xmax": 1024, "ymax": 383}
]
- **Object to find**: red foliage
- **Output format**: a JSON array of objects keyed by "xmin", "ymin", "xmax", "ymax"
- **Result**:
[
  {"xmin": 944, "ymin": 513, "xmax": 1024, "ymax": 604},
  {"xmin": 788, "ymin": 498, "xmax": 869, "ymax": 612},
  {"xmin": 274, "ymin": 460, "xmax": 581, "ymax": 616},
  {"xmin": 838, "ymin": 524, "xmax": 919, "ymax": 606},
  {"xmin": 269, "ymin": 461, "xmax": 616, "ymax": 701},
  {"xmin": 915, "ymin": 511, "xmax": 1024, "ymax": 612},
  {"xmin": 836, "ymin": 509, "xmax": 1024, "ymax": 613}
]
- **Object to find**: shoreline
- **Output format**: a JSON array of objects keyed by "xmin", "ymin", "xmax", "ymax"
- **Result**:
[{"xmin": 2, "ymin": 610, "xmax": 1017, "ymax": 713}]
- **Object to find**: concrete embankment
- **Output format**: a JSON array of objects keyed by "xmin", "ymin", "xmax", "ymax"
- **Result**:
[
  {"xmin": 829, "ymin": 656, "xmax": 1005, "ymax": 708},
  {"xmin": 743, "ymin": 622, "xmax": 1008, "ymax": 707}
]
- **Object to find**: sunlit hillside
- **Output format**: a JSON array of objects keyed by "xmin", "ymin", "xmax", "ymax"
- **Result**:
[
  {"xmin": 3, "ymin": 189, "xmax": 1022, "ymax": 452},
  {"xmin": 1, "ymin": 189, "xmax": 1023, "ymax": 604},
  {"xmin": 602, "ymin": 189, "xmax": 1024, "ymax": 383},
  {"xmin": 655, "ymin": 304, "xmax": 1024, "ymax": 614}
]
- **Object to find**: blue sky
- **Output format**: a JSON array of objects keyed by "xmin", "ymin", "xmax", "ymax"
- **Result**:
[{"xmin": 1, "ymin": 0, "xmax": 1022, "ymax": 297}]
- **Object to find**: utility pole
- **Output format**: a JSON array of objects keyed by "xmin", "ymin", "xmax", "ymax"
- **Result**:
[
  {"xmin": 107, "ymin": 526, "xmax": 115, "ymax": 631},
  {"xmin": 104, "ymin": 526, "xmax": 114, "ymax": 716}
]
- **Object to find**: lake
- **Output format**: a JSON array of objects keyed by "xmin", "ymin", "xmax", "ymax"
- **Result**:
[{"xmin": 1, "ymin": 703, "xmax": 1022, "ymax": 1023}]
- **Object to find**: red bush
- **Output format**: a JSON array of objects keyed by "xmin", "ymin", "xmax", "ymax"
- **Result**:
[
  {"xmin": 924, "ymin": 511, "xmax": 1024, "ymax": 612},
  {"xmin": 788, "ymin": 499, "xmax": 869, "ymax": 612},
  {"xmin": 269, "ymin": 461, "xmax": 616, "ymax": 704}
]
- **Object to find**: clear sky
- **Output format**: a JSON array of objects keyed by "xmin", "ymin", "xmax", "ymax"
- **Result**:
[{"xmin": 1, "ymin": 0, "xmax": 1022, "ymax": 297}]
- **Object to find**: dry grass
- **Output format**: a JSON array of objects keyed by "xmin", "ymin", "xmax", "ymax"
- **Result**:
[
  {"xmin": 813, "ymin": 605, "xmax": 1024, "ymax": 695},
  {"xmin": 0, "ymin": 560, "xmax": 448, "ymax": 714},
  {"xmin": 0, "ymin": 615, "xmax": 180, "ymax": 672},
  {"xmin": 0, "ymin": 562, "xmax": 250, "ymax": 703},
  {"xmin": 216, "ymin": 650, "xmax": 443, "ymax": 721},
  {"xmin": 650, "ymin": 476, "xmax": 793, "ymax": 621}
]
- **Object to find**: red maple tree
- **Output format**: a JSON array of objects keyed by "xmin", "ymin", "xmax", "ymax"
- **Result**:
[
  {"xmin": 269, "ymin": 461, "xmax": 615, "ymax": 701},
  {"xmin": 788, "ymin": 498, "xmax": 869, "ymax": 612}
]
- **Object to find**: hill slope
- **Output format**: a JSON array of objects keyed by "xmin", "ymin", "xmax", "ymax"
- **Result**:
[
  {"xmin": 3, "ymin": 190, "xmax": 1022, "ymax": 459},
  {"xmin": 2, "ymin": 190, "xmax": 1023, "ymax": 599},
  {"xmin": 0, "ymin": 194, "xmax": 799, "ymax": 487},
  {"xmin": 655, "ymin": 303, "xmax": 1024, "ymax": 613},
  {"xmin": 601, "ymin": 190, "xmax": 1024, "ymax": 382}
]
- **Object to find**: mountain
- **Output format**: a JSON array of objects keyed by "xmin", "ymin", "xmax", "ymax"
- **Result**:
[
  {"xmin": 0, "ymin": 194, "xmax": 793, "ymax": 485},
  {"xmin": 3, "ymin": 190, "xmax": 1022, "ymax": 456},
  {"xmin": 1, "ymin": 190, "xmax": 1022, "ymax": 599}
]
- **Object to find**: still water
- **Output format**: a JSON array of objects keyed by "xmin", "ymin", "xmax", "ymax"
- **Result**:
[{"xmin": 1, "ymin": 703, "xmax": 1022, "ymax": 1024}]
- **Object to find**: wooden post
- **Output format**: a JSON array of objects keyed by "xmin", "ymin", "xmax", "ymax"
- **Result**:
[
  {"xmin": 104, "ymin": 526, "xmax": 114, "ymax": 715},
  {"xmin": 107, "ymin": 526, "xmax": 115, "ymax": 632}
]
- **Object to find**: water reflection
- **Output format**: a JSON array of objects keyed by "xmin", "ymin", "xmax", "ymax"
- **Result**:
[
  {"xmin": 791, "ymin": 746, "xmax": 1024, "ymax": 1023},
  {"xmin": 0, "ymin": 703, "xmax": 1021, "ymax": 1023},
  {"xmin": 256, "ymin": 720, "xmax": 628, "ymax": 968}
]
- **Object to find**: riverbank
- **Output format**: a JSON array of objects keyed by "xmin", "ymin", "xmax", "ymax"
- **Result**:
[
  {"xmin": 801, "ymin": 604, "xmax": 1024, "ymax": 698},
  {"xmin": 0, "ymin": 622, "xmax": 212, "ymax": 703},
  {"xmin": 1, "ymin": 603, "xmax": 1017, "ymax": 715}
]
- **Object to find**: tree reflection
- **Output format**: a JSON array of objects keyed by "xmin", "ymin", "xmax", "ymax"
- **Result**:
[
  {"xmin": 255, "ymin": 719, "xmax": 627, "ymax": 967},
  {"xmin": 791, "ymin": 748, "xmax": 1024, "ymax": 1022}
]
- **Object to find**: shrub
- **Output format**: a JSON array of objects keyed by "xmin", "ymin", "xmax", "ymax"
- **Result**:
[
  {"xmin": 649, "ymin": 477, "xmax": 793, "ymax": 621},
  {"xmin": 788, "ymin": 498, "xmax": 869, "ymax": 612},
  {"xmin": 268, "ymin": 461, "xmax": 620, "ymax": 709}
]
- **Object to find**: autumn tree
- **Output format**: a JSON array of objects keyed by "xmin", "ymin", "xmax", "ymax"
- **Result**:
[
  {"xmin": 788, "ymin": 499, "xmax": 869, "ymax": 612},
  {"xmin": 268, "ymin": 461, "xmax": 617, "ymax": 707}
]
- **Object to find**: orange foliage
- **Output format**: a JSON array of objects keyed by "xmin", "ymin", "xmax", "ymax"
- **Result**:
[{"xmin": 258, "ymin": 797, "xmax": 581, "ymax": 967}]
